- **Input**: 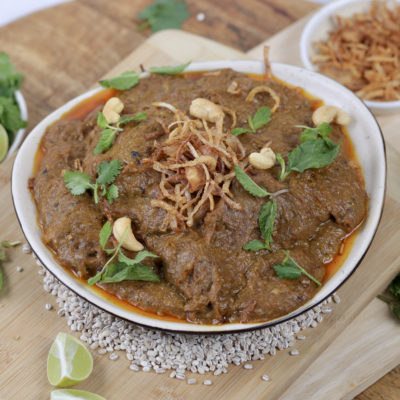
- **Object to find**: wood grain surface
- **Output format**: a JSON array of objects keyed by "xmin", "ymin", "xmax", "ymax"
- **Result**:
[{"xmin": 0, "ymin": 0, "xmax": 399, "ymax": 399}]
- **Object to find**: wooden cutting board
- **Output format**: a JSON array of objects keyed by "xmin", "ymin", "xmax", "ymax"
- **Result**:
[{"xmin": 1, "ymin": 28, "xmax": 400, "ymax": 400}]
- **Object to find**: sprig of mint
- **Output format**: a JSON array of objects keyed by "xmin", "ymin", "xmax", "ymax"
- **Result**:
[
  {"xmin": 378, "ymin": 273, "xmax": 400, "ymax": 321},
  {"xmin": 231, "ymin": 106, "xmax": 271, "ymax": 136},
  {"xmin": 137, "ymin": 0, "xmax": 190, "ymax": 33},
  {"xmin": 63, "ymin": 159, "xmax": 122, "ymax": 204},
  {"xmin": 148, "ymin": 62, "xmax": 191, "ymax": 75},
  {"xmin": 277, "ymin": 123, "xmax": 340, "ymax": 181},
  {"xmin": 99, "ymin": 71, "xmax": 140, "ymax": 90},
  {"xmin": 0, "ymin": 52, "xmax": 27, "ymax": 145},
  {"xmin": 88, "ymin": 222, "xmax": 160, "ymax": 285},
  {"xmin": 274, "ymin": 250, "xmax": 322, "ymax": 286},
  {"xmin": 94, "ymin": 111, "xmax": 147, "ymax": 154},
  {"xmin": 234, "ymin": 165, "xmax": 271, "ymax": 198},
  {"xmin": 243, "ymin": 200, "xmax": 277, "ymax": 251}
]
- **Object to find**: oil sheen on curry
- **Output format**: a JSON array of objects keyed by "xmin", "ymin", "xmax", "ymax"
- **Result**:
[{"xmin": 29, "ymin": 67, "xmax": 367, "ymax": 324}]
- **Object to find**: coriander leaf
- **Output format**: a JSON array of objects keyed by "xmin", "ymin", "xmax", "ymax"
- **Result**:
[
  {"xmin": 99, "ymin": 71, "xmax": 140, "ymax": 90},
  {"xmin": 258, "ymin": 200, "xmax": 277, "ymax": 250},
  {"xmin": 138, "ymin": 0, "xmax": 190, "ymax": 33},
  {"xmin": 94, "ymin": 128, "xmax": 115, "ymax": 154},
  {"xmin": 99, "ymin": 221, "xmax": 112, "ymax": 251},
  {"xmin": 0, "ymin": 52, "xmax": 23, "ymax": 97},
  {"xmin": 96, "ymin": 159, "xmax": 122, "ymax": 185},
  {"xmin": 389, "ymin": 274, "xmax": 400, "ymax": 299},
  {"xmin": 231, "ymin": 127, "xmax": 251, "ymax": 136},
  {"xmin": 97, "ymin": 111, "xmax": 109, "ymax": 130},
  {"xmin": 287, "ymin": 139, "xmax": 340, "ymax": 173},
  {"xmin": 63, "ymin": 171, "xmax": 93, "ymax": 195},
  {"xmin": 106, "ymin": 184, "xmax": 119, "ymax": 204},
  {"xmin": 252, "ymin": 106, "xmax": 271, "ymax": 130},
  {"xmin": 243, "ymin": 240, "xmax": 266, "ymax": 251},
  {"xmin": 234, "ymin": 165, "xmax": 270, "ymax": 198},
  {"xmin": 1, "ymin": 240, "xmax": 21, "ymax": 248},
  {"xmin": 101, "ymin": 263, "xmax": 160, "ymax": 283},
  {"xmin": 0, "ymin": 97, "xmax": 27, "ymax": 132},
  {"xmin": 148, "ymin": 62, "xmax": 191, "ymax": 75},
  {"xmin": 0, "ymin": 265, "xmax": 3, "ymax": 292},
  {"xmin": 118, "ymin": 250, "xmax": 159, "ymax": 266}
]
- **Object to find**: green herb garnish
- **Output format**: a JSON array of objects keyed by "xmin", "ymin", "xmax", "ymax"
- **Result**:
[
  {"xmin": 137, "ymin": 0, "xmax": 190, "ymax": 33},
  {"xmin": 234, "ymin": 165, "xmax": 271, "ymax": 198},
  {"xmin": 94, "ymin": 111, "xmax": 147, "ymax": 154},
  {"xmin": 277, "ymin": 123, "xmax": 340, "ymax": 181},
  {"xmin": 274, "ymin": 250, "xmax": 322, "ymax": 286},
  {"xmin": 0, "ymin": 265, "xmax": 3, "ymax": 292},
  {"xmin": 244, "ymin": 200, "xmax": 277, "ymax": 251},
  {"xmin": 63, "ymin": 159, "xmax": 122, "ymax": 204},
  {"xmin": 99, "ymin": 71, "xmax": 140, "ymax": 90},
  {"xmin": 378, "ymin": 273, "xmax": 400, "ymax": 321},
  {"xmin": 231, "ymin": 106, "xmax": 271, "ymax": 136},
  {"xmin": 148, "ymin": 62, "xmax": 191, "ymax": 75},
  {"xmin": 1, "ymin": 240, "xmax": 21, "ymax": 248},
  {"xmin": 89, "ymin": 222, "xmax": 160, "ymax": 285}
]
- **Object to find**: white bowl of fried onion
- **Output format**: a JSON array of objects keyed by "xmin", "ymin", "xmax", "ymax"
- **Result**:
[{"xmin": 300, "ymin": 0, "xmax": 400, "ymax": 114}]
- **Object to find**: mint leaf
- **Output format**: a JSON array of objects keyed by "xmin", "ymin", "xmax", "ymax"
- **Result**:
[
  {"xmin": 96, "ymin": 160, "xmax": 122, "ymax": 185},
  {"xmin": 274, "ymin": 251, "xmax": 321, "ymax": 286},
  {"xmin": 252, "ymin": 106, "xmax": 271, "ymax": 130},
  {"xmin": 288, "ymin": 139, "xmax": 340, "ymax": 173},
  {"xmin": 276, "ymin": 153, "xmax": 288, "ymax": 181},
  {"xmin": 88, "ymin": 271, "xmax": 102, "ymax": 286},
  {"xmin": 118, "ymin": 250, "xmax": 159, "ymax": 266},
  {"xmin": 99, "ymin": 221, "xmax": 112, "ymax": 251},
  {"xmin": 138, "ymin": 0, "xmax": 190, "ymax": 33},
  {"xmin": 0, "ymin": 97, "xmax": 27, "ymax": 133},
  {"xmin": 231, "ymin": 127, "xmax": 251, "ymax": 136},
  {"xmin": 101, "ymin": 262, "xmax": 160, "ymax": 283},
  {"xmin": 234, "ymin": 165, "xmax": 270, "ymax": 198},
  {"xmin": 63, "ymin": 171, "xmax": 93, "ymax": 195},
  {"xmin": 99, "ymin": 71, "xmax": 140, "ymax": 90},
  {"xmin": 106, "ymin": 184, "xmax": 119, "ymax": 204},
  {"xmin": 149, "ymin": 62, "xmax": 190, "ymax": 75},
  {"xmin": 299, "ymin": 122, "xmax": 332, "ymax": 143},
  {"xmin": 118, "ymin": 112, "xmax": 147, "ymax": 125},
  {"xmin": 258, "ymin": 200, "xmax": 277, "ymax": 250},
  {"xmin": 94, "ymin": 128, "xmax": 115, "ymax": 154},
  {"xmin": 243, "ymin": 240, "xmax": 266, "ymax": 251},
  {"xmin": 389, "ymin": 274, "xmax": 400, "ymax": 299},
  {"xmin": 248, "ymin": 115, "xmax": 255, "ymax": 132},
  {"xmin": 97, "ymin": 111, "xmax": 108, "ymax": 129}
]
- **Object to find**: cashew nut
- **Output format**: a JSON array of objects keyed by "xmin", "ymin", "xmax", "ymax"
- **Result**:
[
  {"xmin": 103, "ymin": 97, "xmax": 124, "ymax": 124},
  {"xmin": 312, "ymin": 105, "xmax": 350, "ymax": 126},
  {"xmin": 249, "ymin": 147, "xmax": 276, "ymax": 170},
  {"xmin": 112, "ymin": 217, "xmax": 144, "ymax": 252},
  {"xmin": 189, "ymin": 98, "xmax": 224, "ymax": 124}
]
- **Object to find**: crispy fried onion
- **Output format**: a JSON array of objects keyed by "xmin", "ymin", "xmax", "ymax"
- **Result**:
[
  {"xmin": 146, "ymin": 99, "xmax": 244, "ymax": 231},
  {"xmin": 245, "ymin": 85, "xmax": 280, "ymax": 113}
]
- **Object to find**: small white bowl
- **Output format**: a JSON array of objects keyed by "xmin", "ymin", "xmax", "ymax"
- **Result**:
[
  {"xmin": 300, "ymin": 0, "xmax": 400, "ymax": 115},
  {"xmin": 12, "ymin": 60, "xmax": 385, "ymax": 333},
  {"xmin": 5, "ymin": 90, "xmax": 28, "ymax": 160}
]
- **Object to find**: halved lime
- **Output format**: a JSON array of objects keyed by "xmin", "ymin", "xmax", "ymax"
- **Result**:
[
  {"xmin": 0, "ymin": 124, "xmax": 9, "ymax": 162},
  {"xmin": 47, "ymin": 332, "xmax": 93, "ymax": 387},
  {"xmin": 50, "ymin": 389, "xmax": 106, "ymax": 400}
]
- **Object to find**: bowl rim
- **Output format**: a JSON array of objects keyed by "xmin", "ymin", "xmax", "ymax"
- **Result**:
[
  {"xmin": 299, "ymin": 0, "xmax": 400, "ymax": 112},
  {"xmin": 11, "ymin": 59, "xmax": 386, "ymax": 334},
  {"xmin": 6, "ymin": 90, "xmax": 28, "ymax": 160}
]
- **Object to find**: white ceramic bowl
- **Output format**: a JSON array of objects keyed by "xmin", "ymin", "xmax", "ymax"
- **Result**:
[
  {"xmin": 300, "ymin": 0, "xmax": 400, "ymax": 115},
  {"xmin": 12, "ymin": 60, "xmax": 386, "ymax": 333},
  {"xmin": 5, "ymin": 90, "xmax": 28, "ymax": 160}
]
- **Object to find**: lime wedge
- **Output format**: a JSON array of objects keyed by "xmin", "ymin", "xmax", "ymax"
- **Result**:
[
  {"xmin": 0, "ymin": 124, "xmax": 9, "ymax": 162},
  {"xmin": 47, "ymin": 332, "xmax": 93, "ymax": 387},
  {"xmin": 50, "ymin": 389, "xmax": 106, "ymax": 400}
]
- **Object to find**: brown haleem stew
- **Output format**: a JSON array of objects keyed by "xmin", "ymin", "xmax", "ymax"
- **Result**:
[{"xmin": 29, "ymin": 63, "xmax": 367, "ymax": 324}]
